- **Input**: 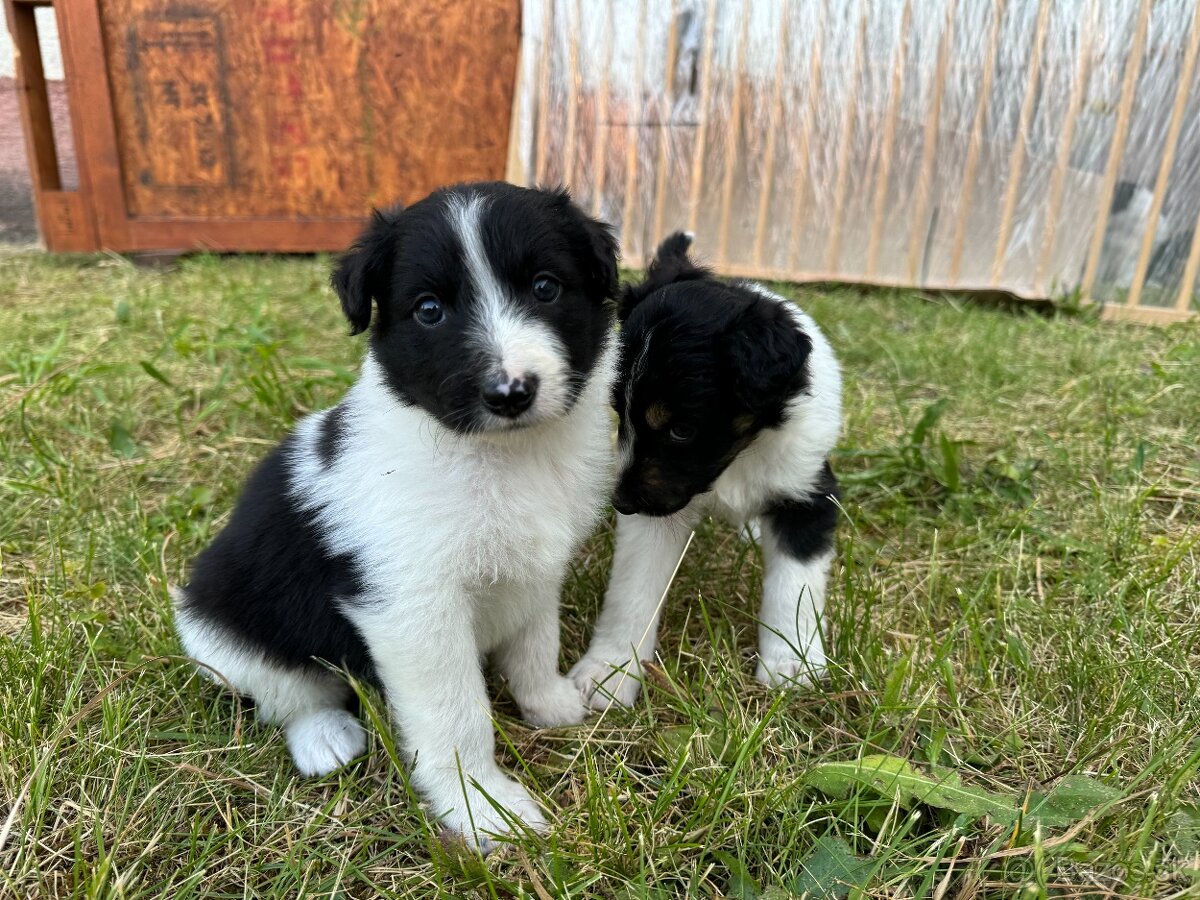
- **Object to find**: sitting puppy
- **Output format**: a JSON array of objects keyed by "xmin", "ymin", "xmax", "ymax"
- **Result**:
[
  {"xmin": 570, "ymin": 232, "xmax": 841, "ymax": 708},
  {"xmin": 173, "ymin": 182, "xmax": 619, "ymax": 851}
]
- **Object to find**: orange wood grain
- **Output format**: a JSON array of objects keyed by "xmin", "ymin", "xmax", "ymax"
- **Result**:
[{"xmin": 38, "ymin": 0, "xmax": 518, "ymax": 251}]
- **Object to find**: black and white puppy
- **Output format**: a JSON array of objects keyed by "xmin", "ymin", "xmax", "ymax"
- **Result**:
[
  {"xmin": 570, "ymin": 232, "xmax": 841, "ymax": 708},
  {"xmin": 174, "ymin": 182, "xmax": 619, "ymax": 851}
]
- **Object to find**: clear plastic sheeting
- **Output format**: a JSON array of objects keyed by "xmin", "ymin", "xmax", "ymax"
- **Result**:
[{"xmin": 511, "ymin": 0, "xmax": 1200, "ymax": 320}]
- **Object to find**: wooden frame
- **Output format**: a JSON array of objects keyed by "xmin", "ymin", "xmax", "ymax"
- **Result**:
[
  {"xmin": 823, "ymin": 0, "xmax": 867, "ymax": 272},
  {"xmin": 685, "ymin": 0, "xmax": 719, "ymax": 233},
  {"xmin": 948, "ymin": 0, "xmax": 1006, "ymax": 285},
  {"xmin": 866, "ymin": 0, "xmax": 911, "ymax": 279},
  {"xmin": 906, "ymin": 0, "xmax": 956, "ymax": 283},
  {"xmin": 715, "ymin": 0, "xmax": 751, "ymax": 265},
  {"xmin": 9, "ymin": 0, "xmax": 520, "ymax": 253},
  {"xmin": 787, "ymin": 0, "xmax": 827, "ymax": 272},
  {"xmin": 1035, "ymin": 0, "xmax": 1096, "ymax": 292},
  {"xmin": 991, "ymin": 0, "xmax": 1053, "ymax": 283},
  {"xmin": 5, "ymin": 0, "xmax": 97, "ymax": 250},
  {"xmin": 1125, "ymin": 0, "xmax": 1200, "ymax": 311},
  {"xmin": 1080, "ymin": 0, "xmax": 1153, "ymax": 299}
]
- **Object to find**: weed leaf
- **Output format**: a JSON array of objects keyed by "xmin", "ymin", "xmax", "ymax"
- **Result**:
[
  {"xmin": 790, "ymin": 837, "xmax": 872, "ymax": 899},
  {"xmin": 909, "ymin": 398, "xmax": 948, "ymax": 446},
  {"xmin": 139, "ymin": 361, "xmax": 174, "ymax": 387},
  {"xmin": 1024, "ymin": 773, "xmax": 1124, "ymax": 826},
  {"xmin": 107, "ymin": 422, "xmax": 138, "ymax": 458},
  {"xmin": 807, "ymin": 754, "xmax": 1014, "ymax": 819}
]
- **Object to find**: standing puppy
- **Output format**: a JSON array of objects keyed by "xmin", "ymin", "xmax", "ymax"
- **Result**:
[
  {"xmin": 570, "ymin": 233, "xmax": 841, "ymax": 709},
  {"xmin": 174, "ymin": 183, "xmax": 619, "ymax": 851}
]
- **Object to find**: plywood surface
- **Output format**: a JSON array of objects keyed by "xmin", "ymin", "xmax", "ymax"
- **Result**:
[{"xmin": 97, "ymin": 0, "xmax": 519, "ymax": 220}]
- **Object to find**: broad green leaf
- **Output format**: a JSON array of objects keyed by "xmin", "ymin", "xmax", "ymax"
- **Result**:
[
  {"xmin": 1017, "ymin": 773, "xmax": 1124, "ymax": 829},
  {"xmin": 108, "ymin": 422, "xmax": 137, "ymax": 458},
  {"xmin": 791, "ymin": 837, "xmax": 872, "ymax": 900},
  {"xmin": 1040, "ymin": 773, "xmax": 1123, "ymax": 819},
  {"xmin": 807, "ymin": 754, "xmax": 1015, "ymax": 819},
  {"xmin": 1167, "ymin": 804, "xmax": 1200, "ymax": 854}
]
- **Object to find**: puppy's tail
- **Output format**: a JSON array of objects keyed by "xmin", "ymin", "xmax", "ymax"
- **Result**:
[{"xmin": 620, "ymin": 231, "xmax": 710, "ymax": 320}]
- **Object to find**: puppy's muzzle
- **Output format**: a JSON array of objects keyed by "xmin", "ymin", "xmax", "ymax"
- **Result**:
[
  {"xmin": 482, "ymin": 371, "xmax": 539, "ymax": 418},
  {"xmin": 613, "ymin": 482, "xmax": 690, "ymax": 518}
]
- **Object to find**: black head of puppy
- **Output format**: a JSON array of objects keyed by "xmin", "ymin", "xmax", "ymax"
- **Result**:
[
  {"xmin": 613, "ymin": 232, "xmax": 811, "ymax": 516},
  {"xmin": 331, "ymin": 182, "xmax": 618, "ymax": 434}
]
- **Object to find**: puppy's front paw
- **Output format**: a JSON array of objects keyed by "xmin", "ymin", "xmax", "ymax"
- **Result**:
[
  {"xmin": 755, "ymin": 644, "xmax": 827, "ymax": 688},
  {"xmin": 436, "ymin": 774, "xmax": 547, "ymax": 854},
  {"xmin": 285, "ymin": 709, "xmax": 367, "ymax": 776},
  {"xmin": 518, "ymin": 675, "xmax": 586, "ymax": 728},
  {"xmin": 569, "ymin": 654, "xmax": 643, "ymax": 710}
]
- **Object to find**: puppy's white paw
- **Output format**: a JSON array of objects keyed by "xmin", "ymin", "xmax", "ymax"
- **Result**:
[
  {"xmin": 755, "ymin": 645, "xmax": 827, "ymax": 688},
  {"xmin": 518, "ymin": 675, "xmax": 587, "ymax": 728},
  {"xmin": 285, "ymin": 709, "xmax": 366, "ymax": 776},
  {"xmin": 436, "ymin": 774, "xmax": 547, "ymax": 854},
  {"xmin": 569, "ymin": 654, "xmax": 643, "ymax": 710}
]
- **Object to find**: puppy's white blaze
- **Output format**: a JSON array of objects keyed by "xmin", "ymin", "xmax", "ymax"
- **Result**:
[
  {"xmin": 446, "ymin": 193, "xmax": 570, "ymax": 419},
  {"xmin": 617, "ymin": 429, "xmax": 634, "ymax": 470},
  {"xmin": 618, "ymin": 322, "xmax": 658, "ymax": 473}
]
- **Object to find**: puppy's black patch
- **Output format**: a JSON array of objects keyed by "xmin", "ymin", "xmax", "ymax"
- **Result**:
[
  {"xmin": 613, "ymin": 232, "xmax": 813, "ymax": 517},
  {"xmin": 317, "ymin": 404, "xmax": 348, "ymax": 469},
  {"xmin": 762, "ymin": 461, "xmax": 840, "ymax": 562},
  {"xmin": 180, "ymin": 439, "xmax": 377, "ymax": 682}
]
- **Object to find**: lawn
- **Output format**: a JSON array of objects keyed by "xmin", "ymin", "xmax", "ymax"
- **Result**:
[{"xmin": 1, "ymin": 250, "xmax": 1198, "ymax": 899}]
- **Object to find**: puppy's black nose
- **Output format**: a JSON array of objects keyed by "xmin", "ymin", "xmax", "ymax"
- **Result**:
[
  {"xmin": 612, "ymin": 486, "xmax": 639, "ymax": 516},
  {"xmin": 613, "ymin": 497, "xmax": 638, "ymax": 516},
  {"xmin": 482, "ymin": 373, "xmax": 538, "ymax": 417}
]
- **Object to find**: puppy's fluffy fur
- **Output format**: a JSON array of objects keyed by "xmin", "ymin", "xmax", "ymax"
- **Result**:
[
  {"xmin": 174, "ymin": 183, "xmax": 619, "ymax": 851},
  {"xmin": 570, "ymin": 233, "xmax": 842, "ymax": 708}
]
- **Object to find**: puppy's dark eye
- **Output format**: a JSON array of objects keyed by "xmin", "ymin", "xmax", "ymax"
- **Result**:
[
  {"xmin": 414, "ymin": 294, "xmax": 444, "ymax": 326},
  {"xmin": 532, "ymin": 273, "xmax": 562, "ymax": 303},
  {"xmin": 668, "ymin": 424, "xmax": 696, "ymax": 444}
]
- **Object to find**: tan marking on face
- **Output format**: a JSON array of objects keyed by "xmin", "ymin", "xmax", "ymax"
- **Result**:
[
  {"xmin": 641, "ymin": 464, "xmax": 664, "ymax": 488},
  {"xmin": 733, "ymin": 414, "xmax": 757, "ymax": 435},
  {"xmin": 645, "ymin": 403, "xmax": 671, "ymax": 429}
]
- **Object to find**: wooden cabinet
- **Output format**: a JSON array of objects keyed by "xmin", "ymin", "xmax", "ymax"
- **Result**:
[{"xmin": 5, "ymin": 0, "xmax": 520, "ymax": 252}]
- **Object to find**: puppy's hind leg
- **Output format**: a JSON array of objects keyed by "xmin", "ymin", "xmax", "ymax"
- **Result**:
[
  {"xmin": 173, "ymin": 598, "xmax": 366, "ymax": 776},
  {"xmin": 755, "ymin": 463, "xmax": 840, "ymax": 688}
]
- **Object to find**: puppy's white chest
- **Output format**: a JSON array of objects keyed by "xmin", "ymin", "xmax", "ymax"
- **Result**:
[{"xmin": 458, "ymin": 438, "xmax": 609, "ymax": 582}]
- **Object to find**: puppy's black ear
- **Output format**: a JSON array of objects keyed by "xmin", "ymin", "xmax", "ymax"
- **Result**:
[
  {"xmin": 620, "ymin": 231, "xmax": 711, "ymax": 322},
  {"xmin": 723, "ymin": 301, "xmax": 813, "ymax": 422},
  {"xmin": 551, "ymin": 188, "xmax": 619, "ymax": 303},
  {"xmin": 330, "ymin": 208, "xmax": 401, "ymax": 335}
]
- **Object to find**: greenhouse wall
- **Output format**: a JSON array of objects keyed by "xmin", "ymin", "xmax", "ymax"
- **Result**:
[{"xmin": 511, "ymin": 0, "xmax": 1200, "ymax": 322}]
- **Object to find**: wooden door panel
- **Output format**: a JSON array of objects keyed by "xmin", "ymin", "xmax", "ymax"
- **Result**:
[{"xmin": 10, "ymin": 0, "xmax": 520, "ymax": 251}]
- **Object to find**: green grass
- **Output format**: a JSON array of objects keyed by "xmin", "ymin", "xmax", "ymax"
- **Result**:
[{"xmin": 1, "ymin": 250, "xmax": 1198, "ymax": 899}]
